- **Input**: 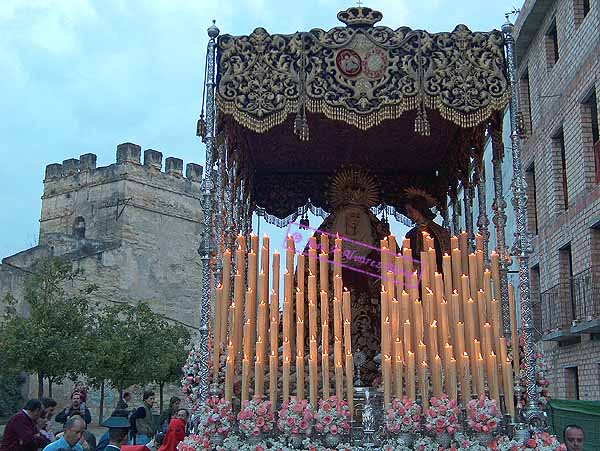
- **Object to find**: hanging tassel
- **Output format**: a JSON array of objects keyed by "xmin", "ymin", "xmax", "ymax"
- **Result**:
[
  {"xmin": 414, "ymin": 102, "xmax": 431, "ymax": 136},
  {"xmin": 197, "ymin": 112, "xmax": 207, "ymax": 141},
  {"xmin": 294, "ymin": 103, "xmax": 310, "ymax": 141},
  {"xmin": 299, "ymin": 214, "xmax": 310, "ymax": 230}
]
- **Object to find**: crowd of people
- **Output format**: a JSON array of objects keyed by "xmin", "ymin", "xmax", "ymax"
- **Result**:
[
  {"xmin": 0, "ymin": 387, "xmax": 189, "ymax": 451},
  {"xmin": 0, "ymin": 386, "xmax": 587, "ymax": 451}
]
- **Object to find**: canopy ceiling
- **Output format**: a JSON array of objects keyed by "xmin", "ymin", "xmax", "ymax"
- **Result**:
[{"xmin": 214, "ymin": 7, "xmax": 510, "ymax": 223}]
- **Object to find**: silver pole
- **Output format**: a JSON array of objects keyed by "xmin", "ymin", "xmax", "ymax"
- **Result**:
[
  {"xmin": 198, "ymin": 20, "xmax": 220, "ymax": 404},
  {"xmin": 502, "ymin": 18, "xmax": 543, "ymax": 428}
]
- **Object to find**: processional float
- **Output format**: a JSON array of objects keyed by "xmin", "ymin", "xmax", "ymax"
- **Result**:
[{"xmin": 182, "ymin": 6, "xmax": 557, "ymax": 451}]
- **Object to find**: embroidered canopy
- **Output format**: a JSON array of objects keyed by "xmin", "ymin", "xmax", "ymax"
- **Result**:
[{"xmin": 214, "ymin": 7, "xmax": 510, "ymax": 224}]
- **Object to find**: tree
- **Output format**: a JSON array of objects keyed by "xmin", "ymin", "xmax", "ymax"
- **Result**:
[
  {"xmin": 0, "ymin": 258, "xmax": 97, "ymax": 397},
  {"xmin": 152, "ymin": 321, "xmax": 191, "ymax": 411},
  {"xmin": 86, "ymin": 301, "xmax": 190, "ymax": 417}
]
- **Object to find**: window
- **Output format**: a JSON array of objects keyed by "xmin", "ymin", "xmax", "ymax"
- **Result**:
[
  {"xmin": 582, "ymin": 89, "xmax": 600, "ymax": 181},
  {"xmin": 574, "ymin": 0, "xmax": 591, "ymax": 27},
  {"xmin": 559, "ymin": 244, "xmax": 575, "ymax": 322},
  {"xmin": 545, "ymin": 19, "xmax": 559, "ymax": 68},
  {"xmin": 565, "ymin": 366, "xmax": 580, "ymax": 400},
  {"xmin": 552, "ymin": 130, "xmax": 569, "ymax": 209},
  {"xmin": 526, "ymin": 163, "xmax": 538, "ymax": 233},
  {"xmin": 520, "ymin": 69, "xmax": 533, "ymax": 132}
]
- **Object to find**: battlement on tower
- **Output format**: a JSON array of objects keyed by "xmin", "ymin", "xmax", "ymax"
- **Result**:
[
  {"xmin": 43, "ymin": 142, "xmax": 204, "ymax": 196},
  {"xmin": 40, "ymin": 142, "xmax": 205, "ymax": 244}
]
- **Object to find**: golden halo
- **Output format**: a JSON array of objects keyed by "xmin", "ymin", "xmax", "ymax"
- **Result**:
[
  {"xmin": 404, "ymin": 187, "xmax": 437, "ymax": 208},
  {"xmin": 328, "ymin": 167, "xmax": 380, "ymax": 210}
]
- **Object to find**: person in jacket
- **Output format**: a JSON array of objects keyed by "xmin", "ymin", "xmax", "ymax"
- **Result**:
[
  {"xmin": 0, "ymin": 399, "xmax": 50, "ymax": 451},
  {"xmin": 55, "ymin": 392, "xmax": 91, "ymax": 426},
  {"xmin": 132, "ymin": 391, "xmax": 156, "ymax": 445},
  {"xmin": 41, "ymin": 416, "xmax": 85, "ymax": 451}
]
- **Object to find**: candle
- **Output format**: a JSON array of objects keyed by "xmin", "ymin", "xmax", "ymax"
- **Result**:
[
  {"xmin": 258, "ymin": 301, "xmax": 268, "ymax": 360},
  {"xmin": 461, "ymin": 274, "xmax": 471, "ymax": 316},
  {"xmin": 213, "ymin": 284, "xmax": 223, "ymax": 381},
  {"xmin": 460, "ymin": 352, "xmax": 471, "ymax": 401},
  {"xmin": 420, "ymin": 251, "xmax": 429, "ymax": 301},
  {"xmin": 403, "ymin": 248, "xmax": 414, "ymax": 289},
  {"xmin": 401, "ymin": 291, "xmax": 411, "ymax": 330},
  {"xmin": 383, "ymin": 354, "xmax": 392, "ymax": 406},
  {"xmin": 447, "ymin": 357, "xmax": 458, "ymax": 401},
  {"xmin": 321, "ymin": 290, "xmax": 329, "ymax": 339},
  {"xmin": 334, "ymin": 235, "xmax": 342, "ymax": 277},
  {"xmin": 409, "ymin": 271, "xmax": 419, "ymax": 310},
  {"xmin": 395, "ymin": 254, "xmax": 405, "ymax": 303},
  {"xmin": 344, "ymin": 320, "xmax": 352, "ymax": 354},
  {"xmin": 270, "ymin": 294, "xmax": 279, "ymax": 357},
  {"xmin": 491, "ymin": 299, "xmax": 501, "ymax": 357},
  {"xmin": 450, "ymin": 290, "xmax": 461, "ymax": 335},
  {"xmin": 417, "ymin": 341, "xmax": 427, "ymax": 372},
  {"xmin": 468, "ymin": 253, "xmax": 478, "ymax": 308},
  {"xmin": 434, "ymin": 272, "xmax": 444, "ymax": 320},
  {"xmin": 381, "ymin": 286, "xmax": 389, "ymax": 328},
  {"xmin": 404, "ymin": 320, "xmax": 413, "ymax": 356},
  {"xmin": 477, "ymin": 290, "xmax": 488, "ymax": 336},
  {"xmin": 334, "ymin": 336, "xmax": 343, "ymax": 380},
  {"xmin": 442, "ymin": 253, "xmax": 453, "ymax": 303},
  {"xmin": 482, "ymin": 322, "xmax": 493, "ymax": 360},
  {"xmin": 309, "ymin": 300, "xmax": 317, "ymax": 344},
  {"xmin": 391, "ymin": 296, "xmax": 400, "ymax": 345},
  {"xmin": 459, "ymin": 231, "xmax": 468, "ymax": 271},
  {"xmin": 320, "ymin": 249, "xmax": 329, "ymax": 296},
  {"xmin": 335, "ymin": 359, "xmax": 344, "ymax": 400},
  {"xmin": 233, "ymin": 271, "xmax": 244, "ymax": 355},
  {"xmin": 382, "ymin": 317, "xmax": 391, "ymax": 360},
  {"xmin": 343, "ymin": 289, "xmax": 351, "ymax": 325},
  {"xmin": 472, "ymin": 340, "xmax": 482, "ymax": 393},
  {"xmin": 296, "ymin": 352, "xmax": 305, "ymax": 400},
  {"xmin": 432, "ymin": 355, "xmax": 443, "ymax": 398},
  {"xmin": 225, "ymin": 342, "xmax": 235, "ymax": 403},
  {"xmin": 309, "ymin": 237, "xmax": 317, "ymax": 275},
  {"xmin": 423, "ymin": 289, "xmax": 433, "ymax": 337},
  {"xmin": 419, "ymin": 360, "xmax": 430, "ymax": 410},
  {"xmin": 269, "ymin": 351, "xmax": 278, "ymax": 410},
  {"xmin": 476, "ymin": 249, "xmax": 484, "ymax": 292},
  {"xmin": 491, "ymin": 250, "xmax": 501, "ymax": 300},
  {"xmin": 221, "ymin": 250, "xmax": 231, "ymax": 344},
  {"xmin": 309, "ymin": 341, "xmax": 318, "ymax": 407},
  {"xmin": 451, "ymin": 235, "xmax": 458, "ymax": 250},
  {"xmin": 394, "ymin": 340, "xmax": 404, "ymax": 399},
  {"xmin": 296, "ymin": 317, "xmax": 304, "ymax": 367},
  {"xmin": 242, "ymin": 354, "xmax": 250, "ymax": 403},
  {"xmin": 406, "ymin": 351, "xmax": 416, "ymax": 400},
  {"xmin": 243, "ymin": 318, "xmax": 253, "ymax": 365},
  {"xmin": 322, "ymin": 353, "xmax": 330, "ymax": 399},
  {"xmin": 439, "ymin": 300, "xmax": 449, "ymax": 346},
  {"xmin": 428, "ymin": 321, "xmax": 439, "ymax": 362},
  {"xmin": 502, "ymin": 356, "xmax": 516, "ymax": 419},
  {"xmin": 322, "ymin": 320, "xmax": 329, "ymax": 355},
  {"xmin": 475, "ymin": 353, "xmax": 485, "ymax": 397},
  {"xmin": 333, "ymin": 297, "xmax": 342, "ymax": 355},
  {"xmin": 272, "ymin": 250, "xmax": 280, "ymax": 306},
  {"xmin": 451, "ymin": 248, "xmax": 462, "ymax": 311},
  {"xmin": 255, "ymin": 354, "xmax": 265, "ymax": 399},
  {"xmin": 486, "ymin": 351, "xmax": 500, "ymax": 402},
  {"xmin": 283, "ymin": 354, "xmax": 290, "ymax": 403},
  {"xmin": 465, "ymin": 298, "xmax": 477, "ymax": 355},
  {"xmin": 346, "ymin": 351, "xmax": 354, "ymax": 415},
  {"xmin": 381, "ymin": 245, "xmax": 389, "ymax": 282},
  {"xmin": 414, "ymin": 300, "xmax": 424, "ymax": 345},
  {"xmin": 455, "ymin": 322, "xmax": 466, "ymax": 367},
  {"xmin": 509, "ymin": 284, "xmax": 520, "ymax": 376},
  {"xmin": 297, "ymin": 254, "xmax": 305, "ymax": 294},
  {"xmin": 475, "ymin": 233, "xmax": 483, "ymax": 252}
]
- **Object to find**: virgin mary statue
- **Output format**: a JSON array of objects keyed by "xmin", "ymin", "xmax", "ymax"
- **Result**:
[{"xmin": 310, "ymin": 168, "xmax": 390, "ymax": 384}]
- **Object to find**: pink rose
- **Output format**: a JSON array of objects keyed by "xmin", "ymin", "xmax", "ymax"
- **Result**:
[
  {"xmin": 330, "ymin": 425, "xmax": 338, "ymax": 435},
  {"xmin": 299, "ymin": 420, "xmax": 309, "ymax": 430},
  {"xmin": 323, "ymin": 415, "xmax": 332, "ymax": 425},
  {"xmin": 256, "ymin": 417, "xmax": 265, "ymax": 427},
  {"xmin": 287, "ymin": 418, "xmax": 294, "ymax": 426}
]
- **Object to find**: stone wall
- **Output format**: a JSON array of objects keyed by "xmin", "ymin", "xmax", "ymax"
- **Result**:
[{"xmin": 515, "ymin": 0, "xmax": 600, "ymax": 400}]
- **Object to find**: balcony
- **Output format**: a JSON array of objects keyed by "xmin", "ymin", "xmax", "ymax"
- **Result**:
[
  {"xmin": 571, "ymin": 266, "xmax": 600, "ymax": 334},
  {"xmin": 540, "ymin": 266, "xmax": 600, "ymax": 340},
  {"xmin": 540, "ymin": 282, "xmax": 575, "ymax": 341}
]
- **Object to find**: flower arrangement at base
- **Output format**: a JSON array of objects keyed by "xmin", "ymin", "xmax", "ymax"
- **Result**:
[
  {"xmin": 196, "ymin": 396, "xmax": 234, "ymax": 439},
  {"xmin": 520, "ymin": 432, "xmax": 567, "ymax": 451},
  {"xmin": 489, "ymin": 435, "xmax": 525, "ymax": 451},
  {"xmin": 466, "ymin": 394, "xmax": 501, "ymax": 434},
  {"xmin": 177, "ymin": 434, "xmax": 207, "ymax": 451},
  {"xmin": 423, "ymin": 395, "xmax": 461, "ymax": 436},
  {"xmin": 314, "ymin": 396, "xmax": 351, "ymax": 436},
  {"xmin": 516, "ymin": 336, "xmax": 551, "ymax": 411},
  {"xmin": 384, "ymin": 396, "xmax": 422, "ymax": 434},
  {"xmin": 277, "ymin": 397, "xmax": 315, "ymax": 436},
  {"xmin": 413, "ymin": 435, "xmax": 441, "ymax": 451},
  {"xmin": 181, "ymin": 343, "xmax": 204, "ymax": 405},
  {"xmin": 450, "ymin": 433, "xmax": 488, "ymax": 451},
  {"xmin": 238, "ymin": 398, "xmax": 276, "ymax": 438}
]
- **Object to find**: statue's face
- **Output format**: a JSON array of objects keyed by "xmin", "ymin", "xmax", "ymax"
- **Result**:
[
  {"xmin": 345, "ymin": 207, "xmax": 362, "ymax": 234},
  {"xmin": 405, "ymin": 203, "xmax": 423, "ymax": 223}
]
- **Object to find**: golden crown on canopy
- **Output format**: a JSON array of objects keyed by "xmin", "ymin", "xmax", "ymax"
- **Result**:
[
  {"xmin": 337, "ymin": 6, "xmax": 383, "ymax": 27},
  {"xmin": 328, "ymin": 167, "xmax": 380, "ymax": 210}
]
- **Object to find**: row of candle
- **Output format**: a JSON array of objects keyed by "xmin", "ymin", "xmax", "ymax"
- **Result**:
[
  {"xmin": 217, "ymin": 233, "xmax": 355, "ymax": 411},
  {"xmin": 379, "ymin": 231, "xmax": 516, "ymax": 418}
]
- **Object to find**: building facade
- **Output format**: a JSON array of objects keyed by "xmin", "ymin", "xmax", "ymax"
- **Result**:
[
  {"xmin": 0, "ymin": 142, "xmax": 205, "ymax": 413},
  {"xmin": 514, "ymin": 0, "xmax": 600, "ymax": 400}
]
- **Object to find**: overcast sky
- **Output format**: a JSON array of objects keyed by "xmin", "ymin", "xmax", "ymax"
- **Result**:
[{"xmin": 0, "ymin": 0, "xmax": 516, "ymax": 258}]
